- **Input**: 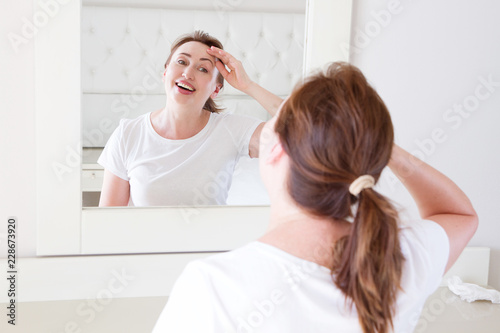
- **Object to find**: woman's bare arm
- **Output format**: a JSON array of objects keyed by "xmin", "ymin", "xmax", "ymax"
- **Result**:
[
  {"xmin": 388, "ymin": 145, "xmax": 478, "ymax": 272},
  {"xmin": 98, "ymin": 169, "xmax": 130, "ymax": 207}
]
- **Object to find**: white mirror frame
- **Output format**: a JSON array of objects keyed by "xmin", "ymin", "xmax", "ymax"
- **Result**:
[{"xmin": 36, "ymin": 0, "xmax": 352, "ymax": 256}]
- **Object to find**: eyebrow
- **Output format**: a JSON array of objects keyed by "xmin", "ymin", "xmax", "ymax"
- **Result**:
[{"xmin": 179, "ymin": 52, "xmax": 214, "ymax": 66}]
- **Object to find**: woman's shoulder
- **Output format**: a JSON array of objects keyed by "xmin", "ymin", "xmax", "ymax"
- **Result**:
[
  {"xmin": 398, "ymin": 219, "xmax": 450, "ymax": 290},
  {"xmin": 209, "ymin": 111, "xmax": 262, "ymax": 132},
  {"xmin": 399, "ymin": 219, "xmax": 449, "ymax": 245},
  {"xmin": 211, "ymin": 111, "xmax": 260, "ymax": 122},
  {"xmin": 398, "ymin": 219, "xmax": 449, "ymax": 264},
  {"xmin": 115, "ymin": 112, "xmax": 151, "ymax": 134},
  {"xmin": 118, "ymin": 112, "xmax": 150, "ymax": 126},
  {"xmin": 183, "ymin": 242, "xmax": 268, "ymax": 276},
  {"xmin": 190, "ymin": 241, "xmax": 331, "ymax": 280}
]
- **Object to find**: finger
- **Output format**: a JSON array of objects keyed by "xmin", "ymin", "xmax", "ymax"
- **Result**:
[
  {"xmin": 205, "ymin": 47, "xmax": 221, "ymax": 63},
  {"xmin": 206, "ymin": 48, "xmax": 229, "ymax": 73},
  {"xmin": 208, "ymin": 46, "xmax": 235, "ymax": 65},
  {"xmin": 207, "ymin": 47, "xmax": 242, "ymax": 76},
  {"xmin": 214, "ymin": 59, "xmax": 230, "ymax": 78},
  {"xmin": 206, "ymin": 46, "xmax": 227, "ymax": 60},
  {"xmin": 206, "ymin": 48, "xmax": 232, "ymax": 69},
  {"xmin": 209, "ymin": 46, "xmax": 227, "ymax": 57}
]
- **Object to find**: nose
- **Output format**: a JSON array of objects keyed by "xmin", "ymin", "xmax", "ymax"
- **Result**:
[{"xmin": 182, "ymin": 66, "xmax": 195, "ymax": 80}]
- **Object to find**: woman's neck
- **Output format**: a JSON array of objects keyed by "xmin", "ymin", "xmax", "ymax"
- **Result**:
[
  {"xmin": 258, "ymin": 201, "xmax": 351, "ymax": 269},
  {"xmin": 151, "ymin": 103, "xmax": 211, "ymax": 140}
]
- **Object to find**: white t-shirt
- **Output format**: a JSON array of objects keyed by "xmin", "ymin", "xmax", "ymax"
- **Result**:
[
  {"xmin": 98, "ymin": 112, "xmax": 261, "ymax": 206},
  {"xmin": 153, "ymin": 219, "xmax": 450, "ymax": 333}
]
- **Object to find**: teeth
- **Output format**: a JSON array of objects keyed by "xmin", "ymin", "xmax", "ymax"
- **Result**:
[{"xmin": 177, "ymin": 82, "xmax": 194, "ymax": 91}]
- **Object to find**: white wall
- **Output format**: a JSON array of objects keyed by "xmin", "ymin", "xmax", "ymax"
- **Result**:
[{"xmin": 349, "ymin": 0, "xmax": 500, "ymax": 288}]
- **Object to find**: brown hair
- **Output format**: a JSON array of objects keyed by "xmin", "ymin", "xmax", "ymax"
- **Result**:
[
  {"xmin": 275, "ymin": 62, "xmax": 404, "ymax": 333},
  {"xmin": 165, "ymin": 30, "xmax": 224, "ymax": 113}
]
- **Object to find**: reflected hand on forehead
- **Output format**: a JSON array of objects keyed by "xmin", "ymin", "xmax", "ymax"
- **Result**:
[
  {"xmin": 206, "ymin": 47, "xmax": 232, "ymax": 76},
  {"xmin": 206, "ymin": 46, "xmax": 252, "ymax": 92}
]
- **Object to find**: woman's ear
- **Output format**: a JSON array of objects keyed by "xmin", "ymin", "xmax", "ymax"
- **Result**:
[
  {"xmin": 211, "ymin": 84, "xmax": 222, "ymax": 99},
  {"xmin": 162, "ymin": 68, "xmax": 167, "ymax": 82},
  {"xmin": 267, "ymin": 142, "xmax": 285, "ymax": 165}
]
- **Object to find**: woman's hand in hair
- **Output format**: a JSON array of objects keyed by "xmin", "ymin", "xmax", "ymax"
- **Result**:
[
  {"xmin": 207, "ymin": 46, "xmax": 283, "ymax": 117},
  {"xmin": 207, "ymin": 46, "xmax": 252, "ymax": 93}
]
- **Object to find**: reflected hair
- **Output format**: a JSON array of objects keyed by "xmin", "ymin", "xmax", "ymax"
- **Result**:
[
  {"xmin": 165, "ymin": 30, "xmax": 224, "ymax": 113},
  {"xmin": 275, "ymin": 62, "xmax": 404, "ymax": 333}
]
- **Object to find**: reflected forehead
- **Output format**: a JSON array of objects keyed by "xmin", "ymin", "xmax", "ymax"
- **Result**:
[{"xmin": 174, "ymin": 41, "xmax": 216, "ymax": 64}]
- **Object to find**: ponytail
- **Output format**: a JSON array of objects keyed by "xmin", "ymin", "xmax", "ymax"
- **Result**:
[
  {"xmin": 274, "ymin": 62, "xmax": 403, "ymax": 333},
  {"xmin": 332, "ymin": 189, "xmax": 404, "ymax": 333}
]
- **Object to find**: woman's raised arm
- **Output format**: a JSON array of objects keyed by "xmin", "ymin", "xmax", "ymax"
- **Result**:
[
  {"xmin": 206, "ymin": 46, "xmax": 283, "ymax": 116},
  {"xmin": 388, "ymin": 145, "xmax": 478, "ymax": 272}
]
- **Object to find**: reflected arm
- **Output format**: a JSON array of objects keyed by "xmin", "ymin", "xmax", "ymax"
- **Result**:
[
  {"xmin": 244, "ymin": 81, "xmax": 283, "ymax": 117},
  {"xmin": 99, "ymin": 169, "xmax": 130, "ymax": 207}
]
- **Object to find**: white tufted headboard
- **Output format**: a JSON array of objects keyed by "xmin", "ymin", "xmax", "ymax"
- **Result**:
[
  {"xmin": 81, "ymin": 5, "xmax": 305, "ymax": 147},
  {"xmin": 80, "ymin": 3, "xmax": 305, "ymax": 205}
]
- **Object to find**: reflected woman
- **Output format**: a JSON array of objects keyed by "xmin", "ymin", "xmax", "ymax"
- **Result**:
[
  {"xmin": 98, "ymin": 31, "xmax": 282, "ymax": 206},
  {"xmin": 153, "ymin": 63, "xmax": 478, "ymax": 332}
]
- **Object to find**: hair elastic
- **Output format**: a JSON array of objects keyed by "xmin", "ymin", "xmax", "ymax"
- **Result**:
[{"xmin": 349, "ymin": 175, "xmax": 375, "ymax": 196}]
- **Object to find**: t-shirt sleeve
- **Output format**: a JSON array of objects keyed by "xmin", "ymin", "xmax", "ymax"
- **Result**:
[
  {"xmin": 222, "ymin": 114, "xmax": 263, "ymax": 158},
  {"xmin": 400, "ymin": 219, "xmax": 450, "ymax": 295},
  {"xmin": 97, "ymin": 120, "xmax": 129, "ymax": 181},
  {"xmin": 152, "ymin": 262, "xmax": 215, "ymax": 333}
]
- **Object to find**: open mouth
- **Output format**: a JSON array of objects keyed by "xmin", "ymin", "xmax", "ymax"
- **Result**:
[{"xmin": 176, "ymin": 82, "xmax": 195, "ymax": 92}]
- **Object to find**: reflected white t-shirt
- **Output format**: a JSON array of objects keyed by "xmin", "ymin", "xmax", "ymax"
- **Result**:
[
  {"xmin": 153, "ymin": 219, "xmax": 449, "ymax": 333},
  {"xmin": 98, "ymin": 112, "xmax": 261, "ymax": 206}
]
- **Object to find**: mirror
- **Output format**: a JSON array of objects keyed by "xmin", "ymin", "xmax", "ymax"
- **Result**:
[
  {"xmin": 80, "ymin": 0, "xmax": 306, "ymax": 207},
  {"xmin": 36, "ymin": 0, "xmax": 352, "ymax": 256}
]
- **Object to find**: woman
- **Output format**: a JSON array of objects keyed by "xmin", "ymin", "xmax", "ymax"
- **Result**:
[
  {"xmin": 98, "ymin": 31, "xmax": 282, "ymax": 206},
  {"xmin": 153, "ymin": 63, "xmax": 478, "ymax": 332}
]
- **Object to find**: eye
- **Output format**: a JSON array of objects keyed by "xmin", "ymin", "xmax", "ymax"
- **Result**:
[
  {"xmin": 177, "ymin": 59, "xmax": 186, "ymax": 65},
  {"xmin": 198, "ymin": 67, "xmax": 208, "ymax": 73}
]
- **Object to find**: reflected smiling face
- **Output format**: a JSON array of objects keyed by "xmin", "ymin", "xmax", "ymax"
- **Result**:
[{"xmin": 163, "ymin": 41, "xmax": 222, "ymax": 109}]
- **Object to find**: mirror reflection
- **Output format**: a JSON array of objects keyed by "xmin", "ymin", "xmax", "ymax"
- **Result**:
[{"xmin": 80, "ymin": 1, "xmax": 305, "ymax": 207}]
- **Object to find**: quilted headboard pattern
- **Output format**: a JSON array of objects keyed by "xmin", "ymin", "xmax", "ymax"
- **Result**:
[
  {"xmin": 82, "ymin": 7, "xmax": 305, "ymax": 95},
  {"xmin": 81, "ymin": 6, "xmax": 305, "ymax": 147}
]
